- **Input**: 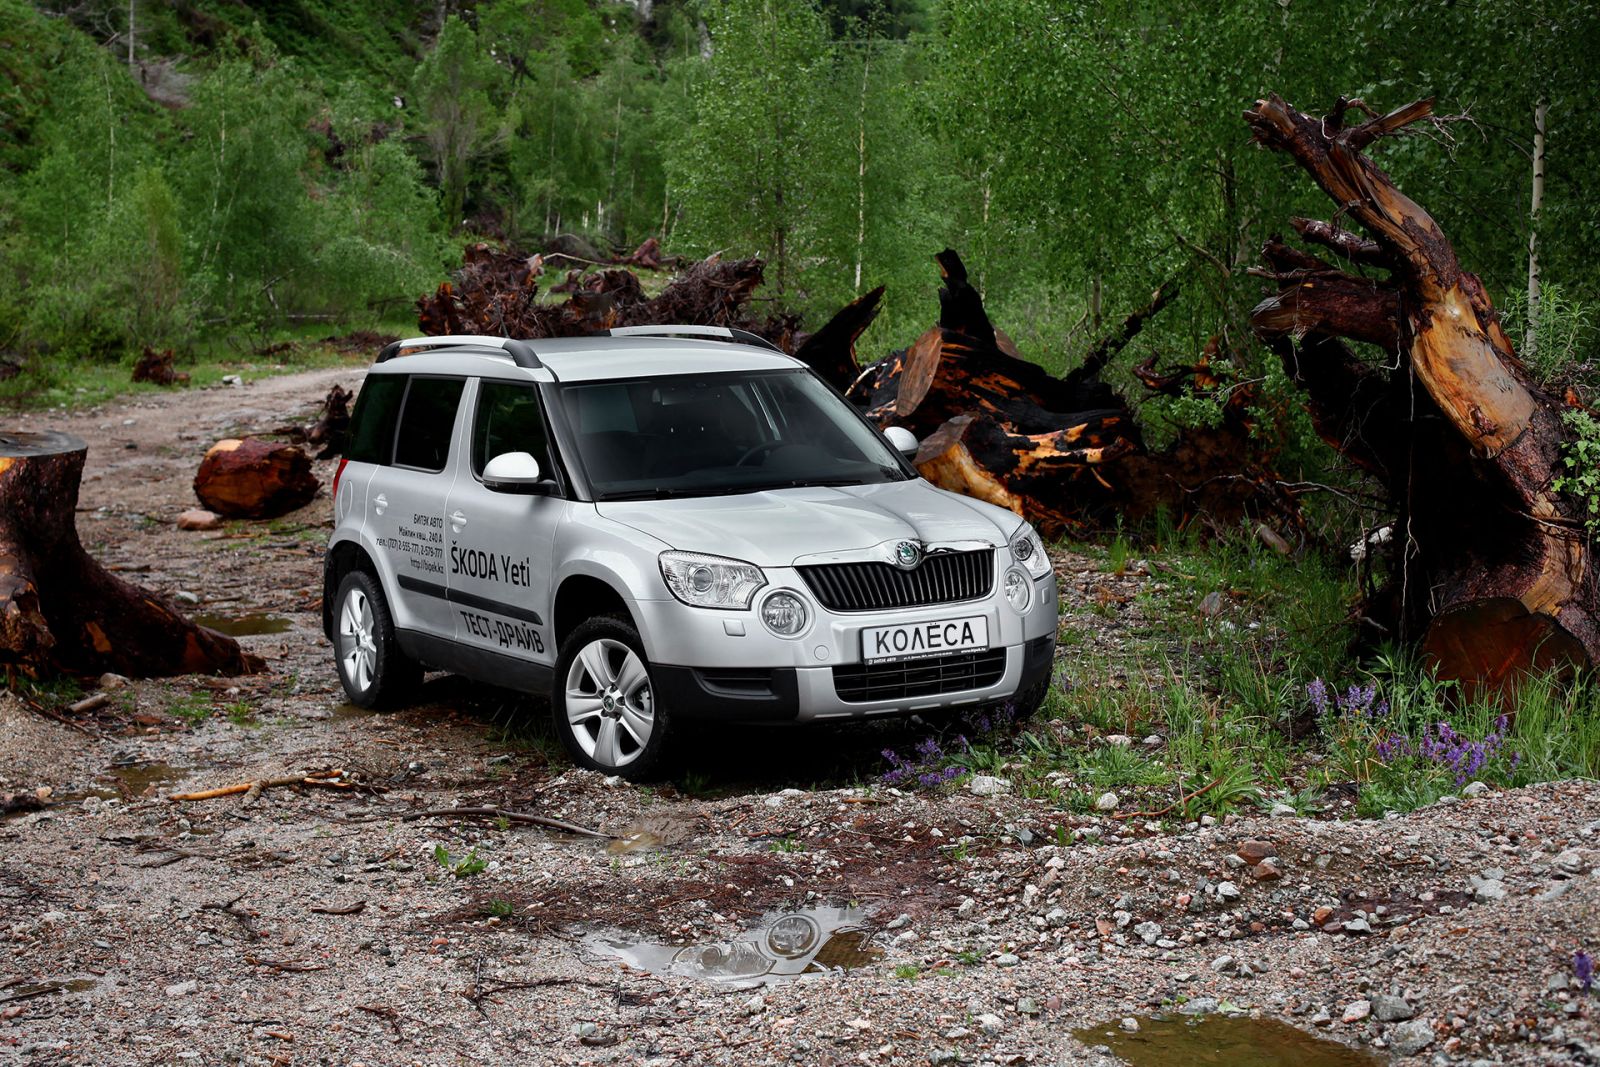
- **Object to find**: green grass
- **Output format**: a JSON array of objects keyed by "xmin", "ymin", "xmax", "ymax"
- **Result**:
[
  {"xmin": 167, "ymin": 690, "xmax": 215, "ymax": 726},
  {"xmin": 0, "ymin": 319, "xmax": 407, "ymax": 411}
]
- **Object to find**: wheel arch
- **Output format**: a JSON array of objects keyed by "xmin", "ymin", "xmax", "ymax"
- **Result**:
[
  {"xmin": 552, "ymin": 572, "xmax": 637, "ymax": 651},
  {"xmin": 323, "ymin": 538, "xmax": 378, "ymax": 640}
]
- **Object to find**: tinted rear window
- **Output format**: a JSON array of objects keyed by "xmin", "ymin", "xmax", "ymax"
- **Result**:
[
  {"xmin": 346, "ymin": 375, "xmax": 407, "ymax": 464},
  {"xmin": 394, "ymin": 377, "xmax": 465, "ymax": 471}
]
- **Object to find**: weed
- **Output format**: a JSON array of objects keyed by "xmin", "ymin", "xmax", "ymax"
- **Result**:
[
  {"xmin": 433, "ymin": 845, "xmax": 488, "ymax": 878},
  {"xmin": 892, "ymin": 964, "xmax": 919, "ymax": 980},
  {"xmin": 483, "ymin": 898, "xmax": 515, "ymax": 918},
  {"xmin": 769, "ymin": 835, "xmax": 804, "ymax": 854},
  {"xmin": 224, "ymin": 701, "xmax": 257, "ymax": 727},
  {"xmin": 168, "ymin": 691, "xmax": 213, "ymax": 725}
]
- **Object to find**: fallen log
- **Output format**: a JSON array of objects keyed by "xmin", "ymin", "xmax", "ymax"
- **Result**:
[
  {"xmin": 0, "ymin": 430, "xmax": 262, "ymax": 679},
  {"xmin": 193, "ymin": 437, "xmax": 319, "ymax": 519},
  {"xmin": 1246, "ymin": 94, "xmax": 1598, "ymax": 695},
  {"xmin": 304, "ymin": 384, "xmax": 352, "ymax": 459}
]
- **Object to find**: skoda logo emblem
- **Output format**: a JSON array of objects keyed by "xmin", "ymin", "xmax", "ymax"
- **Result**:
[{"xmin": 893, "ymin": 540, "xmax": 923, "ymax": 569}]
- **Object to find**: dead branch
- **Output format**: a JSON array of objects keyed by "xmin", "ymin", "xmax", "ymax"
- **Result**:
[{"xmin": 402, "ymin": 805, "xmax": 612, "ymax": 840}]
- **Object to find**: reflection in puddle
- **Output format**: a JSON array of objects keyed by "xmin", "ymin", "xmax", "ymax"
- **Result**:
[
  {"xmin": 587, "ymin": 907, "xmax": 881, "ymax": 987},
  {"xmin": 192, "ymin": 613, "xmax": 291, "ymax": 636},
  {"xmin": 104, "ymin": 762, "xmax": 190, "ymax": 797},
  {"xmin": 1074, "ymin": 1014, "xmax": 1382, "ymax": 1067}
]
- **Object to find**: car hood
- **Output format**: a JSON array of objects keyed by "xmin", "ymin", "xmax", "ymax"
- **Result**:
[{"xmin": 596, "ymin": 481, "xmax": 1017, "ymax": 566}]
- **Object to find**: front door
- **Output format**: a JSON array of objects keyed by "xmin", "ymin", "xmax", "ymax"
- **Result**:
[{"xmin": 443, "ymin": 378, "xmax": 561, "ymax": 668}]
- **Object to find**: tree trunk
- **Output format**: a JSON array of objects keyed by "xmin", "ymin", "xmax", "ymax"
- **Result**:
[
  {"xmin": 0, "ymin": 431, "xmax": 262, "ymax": 679},
  {"xmin": 1246, "ymin": 94, "xmax": 1597, "ymax": 697},
  {"xmin": 193, "ymin": 437, "xmax": 319, "ymax": 519}
]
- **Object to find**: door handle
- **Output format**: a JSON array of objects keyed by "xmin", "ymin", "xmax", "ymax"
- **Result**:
[
  {"xmin": 450, "ymin": 509, "xmax": 467, "ymax": 532},
  {"xmin": 373, "ymin": 493, "xmax": 388, "ymax": 515}
]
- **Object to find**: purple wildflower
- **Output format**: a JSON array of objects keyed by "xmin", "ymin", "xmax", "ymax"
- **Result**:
[
  {"xmin": 1307, "ymin": 679, "xmax": 1331, "ymax": 717},
  {"xmin": 1577, "ymin": 949, "xmax": 1594, "ymax": 993}
]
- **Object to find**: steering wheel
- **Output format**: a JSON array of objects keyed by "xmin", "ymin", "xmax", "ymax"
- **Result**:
[{"xmin": 735, "ymin": 441, "xmax": 782, "ymax": 467}]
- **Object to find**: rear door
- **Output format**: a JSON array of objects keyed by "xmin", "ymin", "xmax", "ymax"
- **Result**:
[
  {"xmin": 443, "ymin": 378, "xmax": 562, "ymax": 669},
  {"xmin": 369, "ymin": 375, "xmax": 467, "ymax": 640}
]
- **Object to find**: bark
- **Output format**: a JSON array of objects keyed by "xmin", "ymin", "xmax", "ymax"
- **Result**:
[
  {"xmin": 305, "ymin": 384, "xmax": 353, "ymax": 460},
  {"xmin": 131, "ymin": 347, "xmax": 189, "ymax": 385},
  {"xmin": 0, "ymin": 430, "xmax": 261, "ymax": 679},
  {"xmin": 193, "ymin": 437, "xmax": 319, "ymax": 519},
  {"xmin": 791, "ymin": 286, "xmax": 883, "ymax": 392},
  {"xmin": 1246, "ymin": 93, "xmax": 1597, "ymax": 695}
]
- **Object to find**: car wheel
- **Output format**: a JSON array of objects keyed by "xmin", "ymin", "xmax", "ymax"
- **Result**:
[
  {"xmin": 333, "ymin": 570, "xmax": 421, "ymax": 709},
  {"xmin": 554, "ymin": 616, "xmax": 670, "ymax": 780},
  {"xmin": 1008, "ymin": 679, "xmax": 1049, "ymax": 723}
]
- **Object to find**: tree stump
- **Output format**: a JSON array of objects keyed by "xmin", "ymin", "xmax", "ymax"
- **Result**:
[
  {"xmin": 194, "ymin": 437, "xmax": 319, "ymax": 519},
  {"xmin": 0, "ymin": 430, "xmax": 262, "ymax": 679}
]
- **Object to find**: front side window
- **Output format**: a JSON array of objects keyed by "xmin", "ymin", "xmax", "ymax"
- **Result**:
[
  {"xmin": 472, "ymin": 380, "xmax": 552, "ymax": 477},
  {"xmin": 556, "ymin": 369, "xmax": 908, "ymax": 500},
  {"xmin": 393, "ymin": 377, "xmax": 465, "ymax": 472}
]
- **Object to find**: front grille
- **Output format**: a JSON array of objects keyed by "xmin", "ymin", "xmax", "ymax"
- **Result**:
[
  {"xmin": 832, "ymin": 648, "xmax": 1007, "ymax": 704},
  {"xmin": 798, "ymin": 549, "xmax": 994, "ymax": 613}
]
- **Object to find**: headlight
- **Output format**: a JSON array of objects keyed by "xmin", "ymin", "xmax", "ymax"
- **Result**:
[
  {"xmin": 1010, "ymin": 522, "xmax": 1051, "ymax": 580},
  {"xmin": 760, "ymin": 590, "xmax": 810, "ymax": 637},
  {"xmin": 659, "ymin": 551, "xmax": 767, "ymax": 609},
  {"xmin": 1004, "ymin": 568, "xmax": 1031, "ymax": 612}
]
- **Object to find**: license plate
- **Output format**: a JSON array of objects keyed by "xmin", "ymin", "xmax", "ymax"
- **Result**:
[{"xmin": 862, "ymin": 616, "xmax": 989, "ymax": 664}]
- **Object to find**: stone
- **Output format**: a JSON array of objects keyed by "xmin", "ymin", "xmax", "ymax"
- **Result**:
[
  {"xmin": 174, "ymin": 590, "xmax": 200, "ymax": 605},
  {"xmin": 1341, "ymin": 1000, "xmax": 1371, "ymax": 1023},
  {"xmin": 1216, "ymin": 881, "xmax": 1241, "ymax": 903},
  {"xmin": 1211, "ymin": 954, "xmax": 1237, "ymax": 973},
  {"xmin": 1310, "ymin": 1009, "xmax": 1332, "ymax": 1027},
  {"xmin": 1370, "ymin": 994, "xmax": 1414, "ymax": 1022},
  {"xmin": 1342, "ymin": 917, "xmax": 1372, "ymax": 934},
  {"xmin": 1554, "ymin": 849, "xmax": 1585, "ymax": 874},
  {"xmin": 1251, "ymin": 859, "xmax": 1283, "ymax": 881},
  {"xmin": 975, "ymin": 1013, "xmax": 1005, "ymax": 1034},
  {"xmin": 1312, "ymin": 906, "xmax": 1334, "ymax": 925},
  {"xmin": 1472, "ymin": 880, "xmax": 1507, "ymax": 903},
  {"xmin": 1461, "ymin": 781, "xmax": 1488, "ymax": 797},
  {"xmin": 993, "ymin": 953, "xmax": 1021, "ymax": 967},
  {"xmin": 1044, "ymin": 907, "xmax": 1069, "ymax": 927},
  {"xmin": 1236, "ymin": 840, "xmax": 1276, "ymax": 865},
  {"xmin": 1134, "ymin": 921, "xmax": 1161, "ymax": 946},
  {"xmin": 742, "ymin": 994, "xmax": 765, "ymax": 1015},
  {"xmin": 1388, "ymin": 1018, "xmax": 1435, "ymax": 1056},
  {"xmin": 1270, "ymin": 802, "xmax": 1296, "ymax": 817},
  {"xmin": 968, "ymin": 775, "xmax": 1012, "ymax": 797},
  {"xmin": 165, "ymin": 980, "xmax": 198, "ymax": 998},
  {"xmin": 1017, "ymin": 998, "xmax": 1040, "ymax": 1015},
  {"xmin": 1179, "ymin": 997, "xmax": 1218, "ymax": 1016},
  {"xmin": 1105, "ymin": 734, "xmax": 1133, "ymax": 747},
  {"xmin": 1095, "ymin": 792, "xmax": 1120, "ymax": 812},
  {"xmin": 176, "ymin": 509, "xmax": 221, "ymax": 531},
  {"xmin": 956, "ymin": 897, "xmax": 977, "ymax": 917},
  {"xmin": 1120, "ymin": 1017, "xmax": 1140, "ymax": 1032}
]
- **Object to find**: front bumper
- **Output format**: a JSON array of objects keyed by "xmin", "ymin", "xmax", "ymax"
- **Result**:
[{"xmin": 644, "ymin": 567, "xmax": 1059, "ymax": 723}]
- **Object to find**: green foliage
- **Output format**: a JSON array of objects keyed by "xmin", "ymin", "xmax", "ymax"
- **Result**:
[
  {"xmin": 1500, "ymin": 283, "xmax": 1597, "ymax": 389},
  {"xmin": 1553, "ymin": 409, "xmax": 1600, "ymax": 542},
  {"xmin": 410, "ymin": 16, "xmax": 505, "ymax": 226},
  {"xmin": 433, "ymin": 844, "xmax": 488, "ymax": 878}
]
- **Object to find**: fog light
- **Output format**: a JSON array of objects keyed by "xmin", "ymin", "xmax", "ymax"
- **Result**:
[
  {"xmin": 761, "ymin": 591, "xmax": 809, "ymax": 636},
  {"xmin": 1004, "ymin": 568, "xmax": 1031, "ymax": 612}
]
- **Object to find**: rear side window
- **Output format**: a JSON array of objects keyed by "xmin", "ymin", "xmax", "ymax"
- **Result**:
[
  {"xmin": 393, "ymin": 377, "xmax": 465, "ymax": 472},
  {"xmin": 346, "ymin": 374, "xmax": 407, "ymax": 464},
  {"xmin": 473, "ymin": 381, "xmax": 551, "ymax": 476}
]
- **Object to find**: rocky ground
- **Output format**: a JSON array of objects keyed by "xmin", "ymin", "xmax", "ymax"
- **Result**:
[{"xmin": 2, "ymin": 369, "xmax": 1597, "ymax": 1066}]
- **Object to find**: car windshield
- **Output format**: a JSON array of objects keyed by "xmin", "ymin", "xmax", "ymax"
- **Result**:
[{"xmin": 556, "ymin": 369, "xmax": 910, "ymax": 500}]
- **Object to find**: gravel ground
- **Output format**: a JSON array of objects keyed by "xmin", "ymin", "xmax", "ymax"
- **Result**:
[{"xmin": 2, "ymin": 369, "xmax": 1597, "ymax": 1066}]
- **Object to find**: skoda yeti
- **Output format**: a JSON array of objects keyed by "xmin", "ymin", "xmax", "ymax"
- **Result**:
[{"xmin": 322, "ymin": 327, "xmax": 1058, "ymax": 778}]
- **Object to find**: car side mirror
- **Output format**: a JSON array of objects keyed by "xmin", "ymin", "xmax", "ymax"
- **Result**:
[
  {"xmin": 483, "ymin": 452, "xmax": 556, "ymax": 495},
  {"xmin": 884, "ymin": 426, "xmax": 919, "ymax": 460}
]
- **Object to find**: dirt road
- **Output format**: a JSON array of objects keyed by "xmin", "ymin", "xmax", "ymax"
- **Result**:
[{"xmin": 2, "ymin": 370, "xmax": 1596, "ymax": 1065}]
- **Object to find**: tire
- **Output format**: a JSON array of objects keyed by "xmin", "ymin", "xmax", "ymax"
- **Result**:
[
  {"xmin": 332, "ymin": 570, "xmax": 422, "ymax": 709},
  {"xmin": 1007, "ymin": 679, "xmax": 1050, "ymax": 723},
  {"xmin": 553, "ymin": 616, "xmax": 671, "ymax": 780}
]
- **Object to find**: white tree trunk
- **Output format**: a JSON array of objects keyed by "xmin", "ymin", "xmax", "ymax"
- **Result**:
[{"xmin": 1525, "ymin": 98, "xmax": 1547, "ymax": 362}]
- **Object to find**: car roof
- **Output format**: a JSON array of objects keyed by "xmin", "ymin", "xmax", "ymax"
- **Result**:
[{"xmin": 368, "ymin": 335, "xmax": 805, "ymax": 384}]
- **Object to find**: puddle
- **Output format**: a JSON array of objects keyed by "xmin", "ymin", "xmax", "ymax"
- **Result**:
[
  {"xmin": 192, "ymin": 612, "xmax": 291, "ymax": 636},
  {"xmin": 1074, "ymin": 1015, "xmax": 1383, "ymax": 1067},
  {"xmin": 586, "ymin": 907, "xmax": 881, "ymax": 987},
  {"xmin": 102, "ymin": 762, "xmax": 190, "ymax": 797},
  {"xmin": 2, "ymin": 978, "xmax": 98, "ymax": 1000},
  {"xmin": 331, "ymin": 702, "xmax": 377, "ymax": 720}
]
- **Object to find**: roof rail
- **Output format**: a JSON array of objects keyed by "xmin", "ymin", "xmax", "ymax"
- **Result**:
[
  {"xmin": 607, "ymin": 324, "xmax": 783, "ymax": 353},
  {"xmin": 376, "ymin": 334, "xmax": 542, "ymax": 369}
]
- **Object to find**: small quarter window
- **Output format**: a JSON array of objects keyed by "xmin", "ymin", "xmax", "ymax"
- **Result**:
[
  {"xmin": 393, "ymin": 377, "xmax": 465, "ymax": 472},
  {"xmin": 472, "ymin": 381, "xmax": 552, "ymax": 477},
  {"xmin": 346, "ymin": 374, "xmax": 407, "ymax": 465}
]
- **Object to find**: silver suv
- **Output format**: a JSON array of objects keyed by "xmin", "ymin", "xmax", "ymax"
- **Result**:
[{"xmin": 322, "ymin": 328, "xmax": 1058, "ymax": 778}]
